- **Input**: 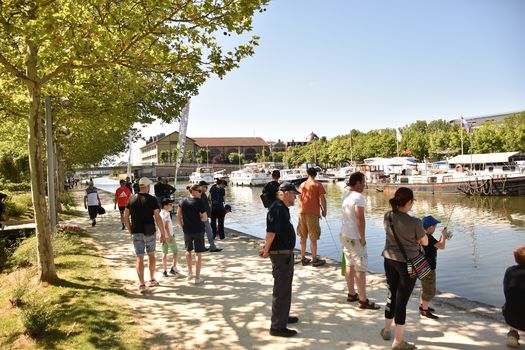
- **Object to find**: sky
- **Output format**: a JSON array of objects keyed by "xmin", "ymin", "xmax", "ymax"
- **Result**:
[{"xmin": 130, "ymin": 0, "xmax": 525, "ymax": 162}]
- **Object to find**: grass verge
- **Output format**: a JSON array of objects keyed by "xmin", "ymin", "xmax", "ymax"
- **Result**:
[{"xmin": 0, "ymin": 228, "xmax": 142, "ymax": 349}]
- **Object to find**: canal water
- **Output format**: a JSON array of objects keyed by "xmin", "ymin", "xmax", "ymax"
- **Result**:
[{"xmin": 93, "ymin": 177, "xmax": 525, "ymax": 307}]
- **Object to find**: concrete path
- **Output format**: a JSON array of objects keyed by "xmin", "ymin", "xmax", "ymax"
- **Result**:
[{"xmin": 68, "ymin": 190, "xmax": 512, "ymax": 350}]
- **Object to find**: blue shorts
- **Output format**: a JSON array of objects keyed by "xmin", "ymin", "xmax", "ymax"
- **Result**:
[{"xmin": 132, "ymin": 233, "xmax": 156, "ymax": 256}]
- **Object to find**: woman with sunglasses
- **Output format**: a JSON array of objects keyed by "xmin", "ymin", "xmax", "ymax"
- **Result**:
[
  {"xmin": 176, "ymin": 184, "xmax": 208, "ymax": 284},
  {"xmin": 381, "ymin": 187, "xmax": 428, "ymax": 350}
]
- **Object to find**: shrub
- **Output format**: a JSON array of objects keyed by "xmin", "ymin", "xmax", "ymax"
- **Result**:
[
  {"xmin": 0, "ymin": 182, "xmax": 32, "ymax": 192},
  {"xmin": 59, "ymin": 191, "xmax": 75, "ymax": 213},
  {"xmin": 21, "ymin": 296, "xmax": 55, "ymax": 337},
  {"xmin": 4, "ymin": 192, "xmax": 33, "ymax": 219},
  {"xmin": 9, "ymin": 271, "xmax": 32, "ymax": 308},
  {"xmin": 9, "ymin": 236, "xmax": 37, "ymax": 268}
]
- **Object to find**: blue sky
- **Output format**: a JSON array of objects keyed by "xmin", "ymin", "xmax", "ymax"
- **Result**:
[{"xmin": 134, "ymin": 0, "xmax": 525, "ymax": 159}]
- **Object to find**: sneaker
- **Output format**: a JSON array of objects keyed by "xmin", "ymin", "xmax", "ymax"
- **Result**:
[
  {"xmin": 269, "ymin": 328, "xmax": 298, "ymax": 337},
  {"xmin": 507, "ymin": 330, "xmax": 520, "ymax": 348},
  {"xmin": 392, "ymin": 340, "xmax": 417, "ymax": 350},
  {"xmin": 149, "ymin": 279, "xmax": 159, "ymax": 287},
  {"xmin": 380, "ymin": 328, "xmax": 391, "ymax": 341},
  {"xmin": 186, "ymin": 273, "xmax": 194, "ymax": 282},
  {"xmin": 194, "ymin": 277, "xmax": 204, "ymax": 284},
  {"xmin": 169, "ymin": 267, "xmax": 179, "ymax": 276},
  {"xmin": 209, "ymin": 248, "xmax": 223, "ymax": 252},
  {"xmin": 419, "ymin": 305, "xmax": 435, "ymax": 312},
  {"xmin": 92, "ymin": 219, "xmax": 96, "ymax": 227},
  {"xmin": 162, "ymin": 271, "xmax": 168, "ymax": 278},
  {"xmin": 301, "ymin": 257, "xmax": 311, "ymax": 266},
  {"xmin": 420, "ymin": 308, "xmax": 439, "ymax": 319},
  {"xmin": 139, "ymin": 284, "xmax": 147, "ymax": 292},
  {"xmin": 312, "ymin": 258, "xmax": 326, "ymax": 267}
]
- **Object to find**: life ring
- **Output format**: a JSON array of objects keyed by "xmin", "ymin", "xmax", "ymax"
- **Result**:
[{"xmin": 455, "ymin": 164, "xmax": 463, "ymax": 172}]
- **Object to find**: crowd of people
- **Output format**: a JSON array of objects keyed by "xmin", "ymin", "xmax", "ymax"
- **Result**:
[{"xmin": 82, "ymin": 173, "xmax": 524, "ymax": 349}]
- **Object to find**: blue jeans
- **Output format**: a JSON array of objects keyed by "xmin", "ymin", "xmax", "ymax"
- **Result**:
[
  {"xmin": 132, "ymin": 233, "xmax": 156, "ymax": 256},
  {"xmin": 204, "ymin": 220, "xmax": 216, "ymax": 250}
]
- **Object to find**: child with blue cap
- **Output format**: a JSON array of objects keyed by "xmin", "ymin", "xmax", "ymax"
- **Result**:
[{"xmin": 420, "ymin": 215, "xmax": 448, "ymax": 319}]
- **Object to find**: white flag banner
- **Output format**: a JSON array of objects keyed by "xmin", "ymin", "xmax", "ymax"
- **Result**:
[
  {"xmin": 174, "ymin": 100, "xmax": 191, "ymax": 184},
  {"xmin": 460, "ymin": 116, "xmax": 471, "ymax": 133},
  {"xmin": 127, "ymin": 132, "xmax": 133, "ymax": 179},
  {"xmin": 396, "ymin": 128, "xmax": 402, "ymax": 142}
]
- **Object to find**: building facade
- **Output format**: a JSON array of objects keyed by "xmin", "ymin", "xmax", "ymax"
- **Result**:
[{"xmin": 139, "ymin": 132, "xmax": 197, "ymax": 165}]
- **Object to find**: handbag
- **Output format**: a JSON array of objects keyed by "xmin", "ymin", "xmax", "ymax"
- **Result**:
[
  {"xmin": 97, "ymin": 206, "xmax": 106, "ymax": 215},
  {"xmin": 388, "ymin": 212, "xmax": 432, "ymax": 280}
]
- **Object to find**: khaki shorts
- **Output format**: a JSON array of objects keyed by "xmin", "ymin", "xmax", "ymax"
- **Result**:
[
  {"xmin": 421, "ymin": 269, "xmax": 436, "ymax": 301},
  {"xmin": 297, "ymin": 213, "xmax": 321, "ymax": 240},
  {"xmin": 340, "ymin": 235, "xmax": 368, "ymax": 272}
]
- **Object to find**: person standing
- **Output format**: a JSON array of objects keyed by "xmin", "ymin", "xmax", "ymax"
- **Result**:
[
  {"xmin": 162, "ymin": 178, "xmax": 176, "ymax": 198},
  {"xmin": 132, "ymin": 179, "xmax": 140, "ymax": 194},
  {"xmin": 154, "ymin": 176, "xmax": 166, "ymax": 207},
  {"xmin": 297, "ymin": 167, "xmax": 327, "ymax": 266},
  {"xmin": 0, "ymin": 192, "xmax": 7, "ymax": 230},
  {"xmin": 176, "ymin": 184, "xmax": 208, "ymax": 284},
  {"xmin": 419, "ymin": 215, "xmax": 448, "ymax": 319},
  {"xmin": 84, "ymin": 181, "xmax": 101, "ymax": 227},
  {"xmin": 340, "ymin": 172, "xmax": 380, "ymax": 310},
  {"xmin": 114, "ymin": 179, "xmax": 132, "ymax": 230},
  {"xmin": 381, "ymin": 187, "xmax": 428, "ymax": 350},
  {"xmin": 125, "ymin": 176, "xmax": 133, "ymax": 192},
  {"xmin": 261, "ymin": 170, "xmax": 281, "ymax": 208},
  {"xmin": 210, "ymin": 179, "xmax": 226, "ymax": 240},
  {"xmin": 260, "ymin": 183, "xmax": 301, "ymax": 337},
  {"xmin": 124, "ymin": 177, "xmax": 167, "ymax": 291},
  {"xmin": 503, "ymin": 246, "xmax": 525, "ymax": 348},
  {"xmin": 160, "ymin": 198, "xmax": 180, "ymax": 278},
  {"xmin": 199, "ymin": 181, "xmax": 222, "ymax": 252}
]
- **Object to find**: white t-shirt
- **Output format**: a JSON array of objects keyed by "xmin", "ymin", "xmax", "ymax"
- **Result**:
[
  {"xmin": 85, "ymin": 187, "xmax": 99, "ymax": 206},
  {"xmin": 160, "ymin": 209, "xmax": 175, "ymax": 236},
  {"xmin": 340, "ymin": 190, "xmax": 365, "ymax": 239}
]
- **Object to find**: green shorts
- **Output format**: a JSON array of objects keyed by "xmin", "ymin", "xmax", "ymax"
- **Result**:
[
  {"xmin": 162, "ymin": 235, "xmax": 178, "ymax": 254},
  {"xmin": 421, "ymin": 269, "xmax": 436, "ymax": 302}
]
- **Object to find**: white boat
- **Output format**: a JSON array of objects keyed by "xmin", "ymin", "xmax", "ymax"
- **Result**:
[
  {"xmin": 333, "ymin": 165, "xmax": 360, "ymax": 181},
  {"xmin": 229, "ymin": 162, "xmax": 274, "ymax": 186},
  {"xmin": 189, "ymin": 167, "xmax": 216, "ymax": 184},
  {"xmin": 362, "ymin": 152, "xmax": 525, "ymax": 196},
  {"xmin": 279, "ymin": 168, "xmax": 307, "ymax": 185}
]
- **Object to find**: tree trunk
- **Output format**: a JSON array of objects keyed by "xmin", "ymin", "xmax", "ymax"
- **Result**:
[{"xmin": 26, "ymin": 41, "xmax": 57, "ymax": 282}]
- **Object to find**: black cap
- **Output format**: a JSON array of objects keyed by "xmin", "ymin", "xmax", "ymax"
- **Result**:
[
  {"xmin": 279, "ymin": 182, "xmax": 301, "ymax": 194},
  {"xmin": 224, "ymin": 204, "xmax": 232, "ymax": 212},
  {"xmin": 198, "ymin": 180, "xmax": 209, "ymax": 186},
  {"xmin": 161, "ymin": 197, "xmax": 175, "ymax": 206}
]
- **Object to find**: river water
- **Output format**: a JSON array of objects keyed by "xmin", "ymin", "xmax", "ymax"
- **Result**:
[{"xmin": 93, "ymin": 177, "xmax": 525, "ymax": 307}]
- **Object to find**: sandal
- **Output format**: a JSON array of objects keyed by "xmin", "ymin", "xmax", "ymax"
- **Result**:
[
  {"xmin": 359, "ymin": 298, "xmax": 380, "ymax": 310},
  {"xmin": 380, "ymin": 328, "xmax": 391, "ymax": 340},
  {"xmin": 347, "ymin": 293, "xmax": 359, "ymax": 302}
]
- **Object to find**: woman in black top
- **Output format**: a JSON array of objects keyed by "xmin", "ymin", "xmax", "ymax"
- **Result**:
[
  {"xmin": 381, "ymin": 187, "xmax": 428, "ymax": 350},
  {"xmin": 503, "ymin": 245, "xmax": 525, "ymax": 347}
]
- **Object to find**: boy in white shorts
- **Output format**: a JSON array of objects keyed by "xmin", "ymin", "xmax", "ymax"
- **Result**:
[
  {"xmin": 160, "ymin": 198, "xmax": 180, "ymax": 277},
  {"xmin": 340, "ymin": 172, "xmax": 380, "ymax": 310}
]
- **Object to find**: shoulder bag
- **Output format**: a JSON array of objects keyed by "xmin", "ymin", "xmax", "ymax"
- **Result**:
[{"xmin": 388, "ymin": 212, "xmax": 431, "ymax": 280}]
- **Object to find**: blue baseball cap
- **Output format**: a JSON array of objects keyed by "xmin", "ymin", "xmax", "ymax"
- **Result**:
[{"xmin": 422, "ymin": 215, "xmax": 441, "ymax": 229}]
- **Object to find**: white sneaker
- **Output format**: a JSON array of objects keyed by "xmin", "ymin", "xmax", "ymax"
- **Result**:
[
  {"xmin": 194, "ymin": 277, "xmax": 204, "ymax": 285},
  {"xmin": 186, "ymin": 273, "xmax": 194, "ymax": 282}
]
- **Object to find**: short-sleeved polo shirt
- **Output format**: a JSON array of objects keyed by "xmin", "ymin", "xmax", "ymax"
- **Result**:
[{"xmin": 266, "ymin": 200, "xmax": 296, "ymax": 250}]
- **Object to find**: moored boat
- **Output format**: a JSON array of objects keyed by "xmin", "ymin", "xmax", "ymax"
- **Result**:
[
  {"xmin": 229, "ymin": 162, "xmax": 274, "ymax": 186},
  {"xmin": 363, "ymin": 152, "xmax": 525, "ymax": 196}
]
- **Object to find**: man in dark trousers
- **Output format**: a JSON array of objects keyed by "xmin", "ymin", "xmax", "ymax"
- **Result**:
[
  {"xmin": 210, "ymin": 179, "xmax": 226, "ymax": 239},
  {"xmin": 261, "ymin": 170, "xmax": 280, "ymax": 208},
  {"xmin": 154, "ymin": 176, "xmax": 166, "ymax": 207},
  {"xmin": 259, "ymin": 182, "xmax": 301, "ymax": 337}
]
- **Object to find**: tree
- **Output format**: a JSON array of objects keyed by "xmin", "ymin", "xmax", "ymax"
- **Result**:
[{"xmin": 0, "ymin": 0, "xmax": 269, "ymax": 282}]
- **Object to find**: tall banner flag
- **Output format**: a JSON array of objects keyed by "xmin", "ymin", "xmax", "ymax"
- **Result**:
[
  {"xmin": 396, "ymin": 128, "xmax": 403, "ymax": 142},
  {"xmin": 460, "ymin": 116, "xmax": 471, "ymax": 133},
  {"xmin": 127, "ymin": 132, "xmax": 132, "ymax": 179},
  {"xmin": 174, "ymin": 99, "xmax": 191, "ymax": 185}
]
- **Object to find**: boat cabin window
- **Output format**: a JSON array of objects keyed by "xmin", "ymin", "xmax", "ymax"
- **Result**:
[
  {"xmin": 442, "ymin": 175, "xmax": 453, "ymax": 183},
  {"xmin": 399, "ymin": 177, "xmax": 409, "ymax": 184},
  {"xmin": 427, "ymin": 176, "xmax": 437, "ymax": 183},
  {"xmin": 488, "ymin": 167, "xmax": 494, "ymax": 172},
  {"xmin": 502, "ymin": 166, "xmax": 515, "ymax": 171}
]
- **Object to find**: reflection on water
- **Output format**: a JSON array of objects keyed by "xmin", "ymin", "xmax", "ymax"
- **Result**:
[{"xmin": 93, "ymin": 177, "xmax": 525, "ymax": 307}]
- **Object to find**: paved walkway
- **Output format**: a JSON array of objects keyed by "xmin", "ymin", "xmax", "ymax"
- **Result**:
[{"xmin": 68, "ymin": 190, "xmax": 511, "ymax": 350}]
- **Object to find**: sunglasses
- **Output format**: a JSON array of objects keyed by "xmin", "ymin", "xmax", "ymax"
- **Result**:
[{"xmin": 192, "ymin": 189, "xmax": 202, "ymax": 193}]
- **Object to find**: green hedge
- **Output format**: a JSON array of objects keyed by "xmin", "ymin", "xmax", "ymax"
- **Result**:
[{"xmin": 0, "ymin": 182, "xmax": 31, "ymax": 192}]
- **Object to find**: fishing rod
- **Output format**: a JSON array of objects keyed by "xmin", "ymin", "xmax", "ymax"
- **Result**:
[{"xmin": 443, "ymin": 202, "xmax": 457, "ymax": 240}]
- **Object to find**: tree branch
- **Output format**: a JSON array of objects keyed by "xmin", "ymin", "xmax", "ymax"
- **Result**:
[{"xmin": 0, "ymin": 51, "xmax": 33, "ymax": 85}]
